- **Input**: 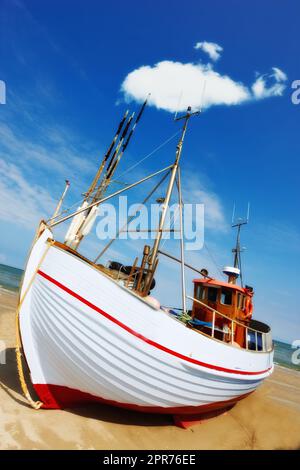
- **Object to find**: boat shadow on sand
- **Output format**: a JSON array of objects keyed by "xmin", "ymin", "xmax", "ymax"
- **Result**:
[{"xmin": 0, "ymin": 347, "xmax": 229, "ymax": 427}]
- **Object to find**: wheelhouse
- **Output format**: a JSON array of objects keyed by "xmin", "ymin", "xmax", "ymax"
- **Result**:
[{"xmin": 191, "ymin": 278, "xmax": 271, "ymax": 351}]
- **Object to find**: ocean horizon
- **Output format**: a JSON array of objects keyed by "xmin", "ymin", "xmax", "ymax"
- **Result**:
[
  {"xmin": 0, "ymin": 263, "xmax": 23, "ymax": 292},
  {"xmin": 1, "ymin": 262, "xmax": 299, "ymax": 372}
]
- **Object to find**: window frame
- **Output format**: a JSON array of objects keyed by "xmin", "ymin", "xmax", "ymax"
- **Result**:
[
  {"xmin": 195, "ymin": 284, "xmax": 206, "ymax": 301},
  {"xmin": 207, "ymin": 286, "xmax": 218, "ymax": 303},
  {"xmin": 220, "ymin": 288, "xmax": 233, "ymax": 306}
]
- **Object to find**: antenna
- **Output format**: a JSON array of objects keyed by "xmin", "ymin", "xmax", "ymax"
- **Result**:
[
  {"xmin": 175, "ymin": 106, "xmax": 200, "ymax": 122},
  {"xmin": 232, "ymin": 202, "xmax": 250, "ymax": 228}
]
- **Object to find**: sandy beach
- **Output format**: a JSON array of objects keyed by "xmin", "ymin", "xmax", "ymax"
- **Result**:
[{"xmin": 0, "ymin": 289, "xmax": 299, "ymax": 450}]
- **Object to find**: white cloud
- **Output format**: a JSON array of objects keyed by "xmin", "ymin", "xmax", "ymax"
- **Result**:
[
  {"xmin": 272, "ymin": 67, "xmax": 287, "ymax": 82},
  {"xmin": 122, "ymin": 60, "xmax": 250, "ymax": 113},
  {"xmin": 252, "ymin": 67, "xmax": 287, "ymax": 99},
  {"xmin": 194, "ymin": 41, "xmax": 223, "ymax": 61},
  {"xmin": 121, "ymin": 46, "xmax": 288, "ymax": 113}
]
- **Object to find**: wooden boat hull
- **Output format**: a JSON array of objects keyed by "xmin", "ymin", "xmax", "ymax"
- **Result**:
[{"xmin": 19, "ymin": 229, "xmax": 274, "ymax": 415}]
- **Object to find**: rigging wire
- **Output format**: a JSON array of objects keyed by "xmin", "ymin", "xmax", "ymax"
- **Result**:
[
  {"xmin": 159, "ymin": 202, "xmax": 180, "ymax": 252},
  {"xmin": 47, "ymin": 195, "xmax": 88, "ymax": 223},
  {"xmin": 49, "ymin": 130, "xmax": 181, "ymax": 224},
  {"xmin": 111, "ymin": 130, "xmax": 181, "ymax": 183},
  {"xmin": 203, "ymin": 242, "xmax": 224, "ymax": 278},
  {"xmin": 158, "ymin": 209, "xmax": 224, "ymax": 281},
  {"xmin": 93, "ymin": 170, "xmax": 171, "ymax": 263}
]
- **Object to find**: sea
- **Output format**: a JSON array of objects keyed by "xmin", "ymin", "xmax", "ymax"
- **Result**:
[
  {"xmin": 0, "ymin": 263, "xmax": 299, "ymax": 372},
  {"xmin": 0, "ymin": 263, "xmax": 23, "ymax": 292}
]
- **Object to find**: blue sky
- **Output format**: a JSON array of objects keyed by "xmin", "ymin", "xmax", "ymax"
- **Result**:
[{"xmin": 0, "ymin": 0, "xmax": 299, "ymax": 343}]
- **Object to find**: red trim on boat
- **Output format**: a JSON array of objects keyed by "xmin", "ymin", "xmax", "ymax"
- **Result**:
[
  {"xmin": 34, "ymin": 383, "xmax": 253, "ymax": 414},
  {"xmin": 37, "ymin": 270, "xmax": 272, "ymax": 377}
]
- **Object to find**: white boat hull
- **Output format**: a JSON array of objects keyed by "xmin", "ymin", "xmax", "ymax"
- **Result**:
[{"xmin": 19, "ymin": 229, "xmax": 274, "ymax": 415}]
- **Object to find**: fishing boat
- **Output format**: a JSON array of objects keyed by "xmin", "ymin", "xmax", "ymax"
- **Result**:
[{"xmin": 16, "ymin": 102, "xmax": 273, "ymax": 423}]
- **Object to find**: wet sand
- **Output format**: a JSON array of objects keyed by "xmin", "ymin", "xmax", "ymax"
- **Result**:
[{"xmin": 0, "ymin": 289, "xmax": 300, "ymax": 450}]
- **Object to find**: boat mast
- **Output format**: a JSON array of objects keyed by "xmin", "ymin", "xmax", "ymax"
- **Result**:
[
  {"xmin": 100, "ymin": 95, "xmax": 150, "ymax": 194},
  {"xmin": 177, "ymin": 168, "xmax": 187, "ymax": 313},
  {"xmin": 144, "ymin": 106, "xmax": 199, "ymax": 290},
  {"xmin": 93, "ymin": 169, "xmax": 170, "ymax": 263},
  {"xmin": 91, "ymin": 95, "xmax": 149, "ymax": 205},
  {"xmin": 93, "ymin": 111, "xmax": 135, "ymax": 201},
  {"xmin": 233, "ymin": 223, "xmax": 242, "ymax": 269},
  {"xmin": 84, "ymin": 110, "xmax": 129, "ymax": 202},
  {"xmin": 51, "ymin": 180, "xmax": 70, "ymax": 220},
  {"xmin": 64, "ymin": 98, "xmax": 149, "ymax": 250},
  {"xmin": 231, "ymin": 203, "xmax": 250, "ymax": 286}
]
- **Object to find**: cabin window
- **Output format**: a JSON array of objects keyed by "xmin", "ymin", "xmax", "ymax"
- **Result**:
[
  {"xmin": 247, "ymin": 330, "xmax": 256, "ymax": 350},
  {"xmin": 207, "ymin": 287, "xmax": 218, "ymax": 302},
  {"xmin": 237, "ymin": 293, "xmax": 244, "ymax": 309},
  {"xmin": 195, "ymin": 285, "xmax": 206, "ymax": 300},
  {"xmin": 257, "ymin": 333, "xmax": 263, "ymax": 351},
  {"xmin": 220, "ymin": 288, "xmax": 232, "ymax": 306},
  {"xmin": 247, "ymin": 331, "xmax": 263, "ymax": 351}
]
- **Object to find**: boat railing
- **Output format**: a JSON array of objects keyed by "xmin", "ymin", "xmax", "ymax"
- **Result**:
[{"xmin": 186, "ymin": 296, "xmax": 273, "ymax": 353}]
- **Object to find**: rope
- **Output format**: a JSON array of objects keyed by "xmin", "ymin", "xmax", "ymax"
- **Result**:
[
  {"xmin": 15, "ymin": 241, "xmax": 53, "ymax": 409},
  {"xmin": 178, "ymin": 311, "xmax": 192, "ymax": 323},
  {"xmin": 46, "ymin": 195, "xmax": 86, "ymax": 224}
]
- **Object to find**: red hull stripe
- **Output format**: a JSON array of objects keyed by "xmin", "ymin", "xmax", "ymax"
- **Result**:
[
  {"xmin": 37, "ymin": 270, "xmax": 272, "ymax": 377},
  {"xmin": 34, "ymin": 383, "xmax": 253, "ymax": 413}
]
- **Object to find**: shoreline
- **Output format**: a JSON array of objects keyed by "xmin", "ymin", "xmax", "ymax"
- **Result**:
[
  {"xmin": 274, "ymin": 362, "xmax": 300, "ymax": 373},
  {"xmin": 0, "ymin": 286, "xmax": 19, "ymax": 295},
  {"xmin": 0, "ymin": 289, "xmax": 300, "ymax": 449}
]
